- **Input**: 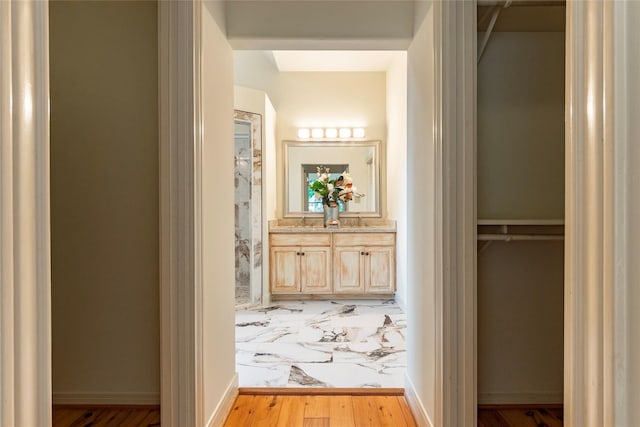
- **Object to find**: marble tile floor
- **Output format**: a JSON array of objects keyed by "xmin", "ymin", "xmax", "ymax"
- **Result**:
[{"xmin": 235, "ymin": 299, "xmax": 407, "ymax": 388}]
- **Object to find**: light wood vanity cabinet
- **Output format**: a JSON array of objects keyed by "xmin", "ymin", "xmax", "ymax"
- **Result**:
[
  {"xmin": 333, "ymin": 233, "xmax": 395, "ymax": 294},
  {"xmin": 269, "ymin": 231, "xmax": 395, "ymax": 296},
  {"xmin": 270, "ymin": 234, "xmax": 332, "ymax": 294}
]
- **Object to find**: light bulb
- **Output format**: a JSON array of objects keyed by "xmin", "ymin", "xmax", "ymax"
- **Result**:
[
  {"xmin": 297, "ymin": 128, "xmax": 310, "ymax": 139},
  {"xmin": 338, "ymin": 128, "xmax": 352, "ymax": 138},
  {"xmin": 353, "ymin": 128, "xmax": 366, "ymax": 138}
]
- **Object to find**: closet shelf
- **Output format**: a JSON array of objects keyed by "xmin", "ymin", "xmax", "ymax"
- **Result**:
[
  {"xmin": 477, "ymin": 222, "xmax": 565, "ymax": 242},
  {"xmin": 477, "ymin": 233, "xmax": 564, "ymax": 242}
]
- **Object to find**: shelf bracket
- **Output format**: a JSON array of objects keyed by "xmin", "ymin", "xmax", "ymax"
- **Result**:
[{"xmin": 478, "ymin": 0, "xmax": 512, "ymax": 64}]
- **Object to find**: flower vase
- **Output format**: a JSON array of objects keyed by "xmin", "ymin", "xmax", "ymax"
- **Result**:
[{"xmin": 323, "ymin": 203, "xmax": 340, "ymax": 228}]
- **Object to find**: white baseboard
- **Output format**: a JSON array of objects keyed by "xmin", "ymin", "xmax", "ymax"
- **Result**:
[
  {"xmin": 52, "ymin": 391, "xmax": 160, "ymax": 405},
  {"xmin": 206, "ymin": 373, "xmax": 239, "ymax": 427},
  {"xmin": 478, "ymin": 391, "xmax": 563, "ymax": 405},
  {"xmin": 394, "ymin": 292, "xmax": 407, "ymax": 313},
  {"xmin": 404, "ymin": 373, "xmax": 434, "ymax": 427}
]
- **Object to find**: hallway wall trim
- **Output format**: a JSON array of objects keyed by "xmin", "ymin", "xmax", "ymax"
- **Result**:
[
  {"xmin": 564, "ymin": 1, "xmax": 638, "ymax": 425},
  {"xmin": 0, "ymin": 1, "xmax": 51, "ymax": 425},
  {"xmin": 435, "ymin": 1, "xmax": 477, "ymax": 425},
  {"xmin": 159, "ymin": 1, "xmax": 200, "ymax": 426}
]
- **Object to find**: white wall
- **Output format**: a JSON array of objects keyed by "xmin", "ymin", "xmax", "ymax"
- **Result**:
[
  {"xmin": 234, "ymin": 51, "xmax": 387, "ymax": 217},
  {"xmin": 386, "ymin": 53, "xmax": 408, "ymax": 309},
  {"xmin": 201, "ymin": 1, "xmax": 237, "ymax": 424},
  {"xmin": 49, "ymin": 0, "xmax": 159, "ymax": 404},
  {"xmin": 406, "ymin": 1, "xmax": 438, "ymax": 423},
  {"xmin": 477, "ymin": 32, "xmax": 565, "ymax": 221},
  {"xmin": 265, "ymin": 98, "xmax": 277, "ymax": 219}
]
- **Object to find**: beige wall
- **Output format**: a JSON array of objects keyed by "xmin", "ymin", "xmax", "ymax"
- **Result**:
[
  {"xmin": 624, "ymin": 1, "xmax": 640, "ymax": 420},
  {"xmin": 234, "ymin": 51, "xmax": 387, "ymax": 218},
  {"xmin": 477, "ymin": 241, "xmax": 564, "ymax": 403},
  {"xmin": 225, "ymin": 1, "xmax": 413, "ymax": 49},
  {"xmin": 477, "ymin": 32, "xmax": 565, "ymax": 220},
  {"xmin": 385, "ymin": 53, "xmax": 408, "ymax": 309},
  {"xmin": 50, "ymin": 0, "xmax": 159, "ymax": 402},
  {"xmin": 202, "ymin": 1, "xmax": 238, "ymax": 421},
  {"xmin": 477, "ymin": 32, "xmax": 565, "ymax": 403},
  {"xmin": 406, "ymin": 1, "xmax": 437, "ymax": 420}
]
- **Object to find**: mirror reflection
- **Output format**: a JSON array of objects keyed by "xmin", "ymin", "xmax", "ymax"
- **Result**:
[{"xmin": 284, "ymin": 140, "xmax": 380, "ymax": 216}]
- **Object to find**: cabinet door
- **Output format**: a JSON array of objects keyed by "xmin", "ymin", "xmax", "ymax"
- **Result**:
[
  {"xmin": 365, "ymin": 246, "xmax": 395, "ymax": 293},
  {"xmin": 333, "ymin": 246, "xmax": 364, "ymax": 294},
  {"xmin": 300, "ymin": 246, "xmax": 331, "ymax": 293},
  {"xmin": 270, "ymin": 246, "xmax": 300, "ymax": 293}
]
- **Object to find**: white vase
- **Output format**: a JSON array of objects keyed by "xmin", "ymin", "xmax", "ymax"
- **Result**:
[{"xmin": 323, "ymin": 204, "xmax": 340, "ymax": 228}]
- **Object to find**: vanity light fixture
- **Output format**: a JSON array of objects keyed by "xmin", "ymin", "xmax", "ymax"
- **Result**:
[
  {"xmin": 297, "ymin": 128, "xmax": 311, "ymax": 139},
  {"xmin": 352, "ymin": 127, "xmax": 366, "ymax": 138},
  {"xmin": 296, "ymin": 126, "xmax": 366, "ymax": 140},
  {"xmin": 338, "ymin": 128, "xmax": 352, "ymax": 138},
  {"xmin": 325, "ymin": 128, "xmax": 338, "ymax": 138}
]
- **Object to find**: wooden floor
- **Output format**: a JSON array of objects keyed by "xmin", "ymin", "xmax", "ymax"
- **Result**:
[
  {"xmin": 478, "ymin": 406, "xmax": 563, "ymax": 427},
  {"xmin": 52, "ymin": 406, "xmax": 160, "ymax": 427},
  {"xmin": 52, "ymin": 401, "xmax": 562, "ymax": 427},
  {"xmin": 224, "ymin": 393, "xmax": 417, "ymax": 426}
]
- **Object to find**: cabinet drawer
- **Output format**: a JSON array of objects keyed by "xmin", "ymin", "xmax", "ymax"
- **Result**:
[
  {"xmin": 270, "ymin": 233, "xmax": 331, "ymax": 247},
  {"xmin": 334, "ymin": 233, "xmax": 395, "ymax": 246}
]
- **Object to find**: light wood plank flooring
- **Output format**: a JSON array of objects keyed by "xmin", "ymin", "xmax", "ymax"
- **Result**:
[
  {"xmin": 478, "ymin": 406, "xmax": 563, "ymax": 427},
  {"xmin": 52, "ymin": 406, "xmax": 160, "ymax": 427},
  {"xmin": 52, "ymin": 401, "xmax": 562, "ymax": 426},
  {"xmin": 223, "ymin": 394, "xmax": 417, "ymax": 426}
]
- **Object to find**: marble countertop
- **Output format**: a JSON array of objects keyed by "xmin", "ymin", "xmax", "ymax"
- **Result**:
[{"xmin": 269, "ymin": 218, "xmax": 396, "ymax": 233}]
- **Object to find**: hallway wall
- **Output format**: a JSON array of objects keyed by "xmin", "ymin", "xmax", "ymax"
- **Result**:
[
  {"xmin": 50, "ymin": 0, "xmax": 159, "ymax": 403},
  {"xmin": 201, "ymin": 1, "xmax": 238, "ymax": 420},
  {"xmin": 406, "ymin": 1, "xmax": 438, "ymax": 421},
  {"xmin": 385, "ymin": 53, "xmax": 408, "ymax": 309}
]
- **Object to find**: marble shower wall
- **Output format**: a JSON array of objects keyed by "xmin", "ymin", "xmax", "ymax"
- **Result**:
[{"xmin": 234, "ymin": 112, "xmax": 262, "ymax": 306}]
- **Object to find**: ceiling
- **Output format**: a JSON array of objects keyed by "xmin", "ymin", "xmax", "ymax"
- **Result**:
[
  {"xmin": 272, "ymin": 51, "xmax": 405, "ymax": 72},
  {"xmin": 259, "ymin": 4, "xmax": 564, "ymax": 73}
]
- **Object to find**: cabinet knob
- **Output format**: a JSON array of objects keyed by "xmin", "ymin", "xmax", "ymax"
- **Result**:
[
  {"xmin": 296, "ymin": 252, "xmax": 300, "ymax": 255},
  {"xmin": 301, "ymin": 252, "xmax": 305, "ymax": 256},
  {"xmin": 365, "ymin": 252, "xmax": 370, "ymax": 256},
  {"xmin": 361, "ymin": 251, "xmax": 365, "ymax": 255}
]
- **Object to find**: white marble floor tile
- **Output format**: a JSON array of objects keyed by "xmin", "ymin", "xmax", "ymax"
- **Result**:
[
  {"xmin": 237, "ymin": 363, "xmax": 292, "ymax": 387},
  {"xmin": 235, "ymin": 299, "xmax": 407, "ymax": 388},
  {"xmin": 289, "ymin": 363, "xmax": 382, "ymax": 388}
]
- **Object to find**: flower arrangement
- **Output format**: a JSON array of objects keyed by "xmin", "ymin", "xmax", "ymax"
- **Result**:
[{"xmin": 309, "ymin": 166, "xmax": 364, "ymax": 208}]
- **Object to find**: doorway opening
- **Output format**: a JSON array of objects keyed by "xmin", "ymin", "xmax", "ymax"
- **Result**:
[
  {"xmin": 476, "ymin": 1, "xmax": 566, "ymax": 424},
  {"xmin": 232, "ymin": 50, "xmax": 409, "ymax": 389}
]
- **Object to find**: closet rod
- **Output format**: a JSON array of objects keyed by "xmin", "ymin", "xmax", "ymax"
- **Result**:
[
  {"xmin": 477, "ymin": 234, "xmax": 564, "ymax": 242},
  {"xmin": 477, "ymin": 0, "xmax": 565, "ymax": 6}
]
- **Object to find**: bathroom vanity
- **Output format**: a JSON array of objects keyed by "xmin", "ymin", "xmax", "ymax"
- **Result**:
[{"xmin": 269, "ymin": 219, "xmax": 396, "ymax": 298}]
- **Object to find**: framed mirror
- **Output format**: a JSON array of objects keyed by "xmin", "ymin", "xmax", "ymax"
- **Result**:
[{"xmin": 283, "ymin": 140, "xmax": 381, "ymax": 217}]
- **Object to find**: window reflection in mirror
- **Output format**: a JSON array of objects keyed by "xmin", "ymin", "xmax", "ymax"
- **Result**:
[{"xmin": 303, "ymin": 164, "xmax": 349, "ymax": 212}]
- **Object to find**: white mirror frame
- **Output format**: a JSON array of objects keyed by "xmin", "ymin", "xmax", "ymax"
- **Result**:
[{"xmin": 283, "ymin": 140, "xmax": 381, "ymax": 217}]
